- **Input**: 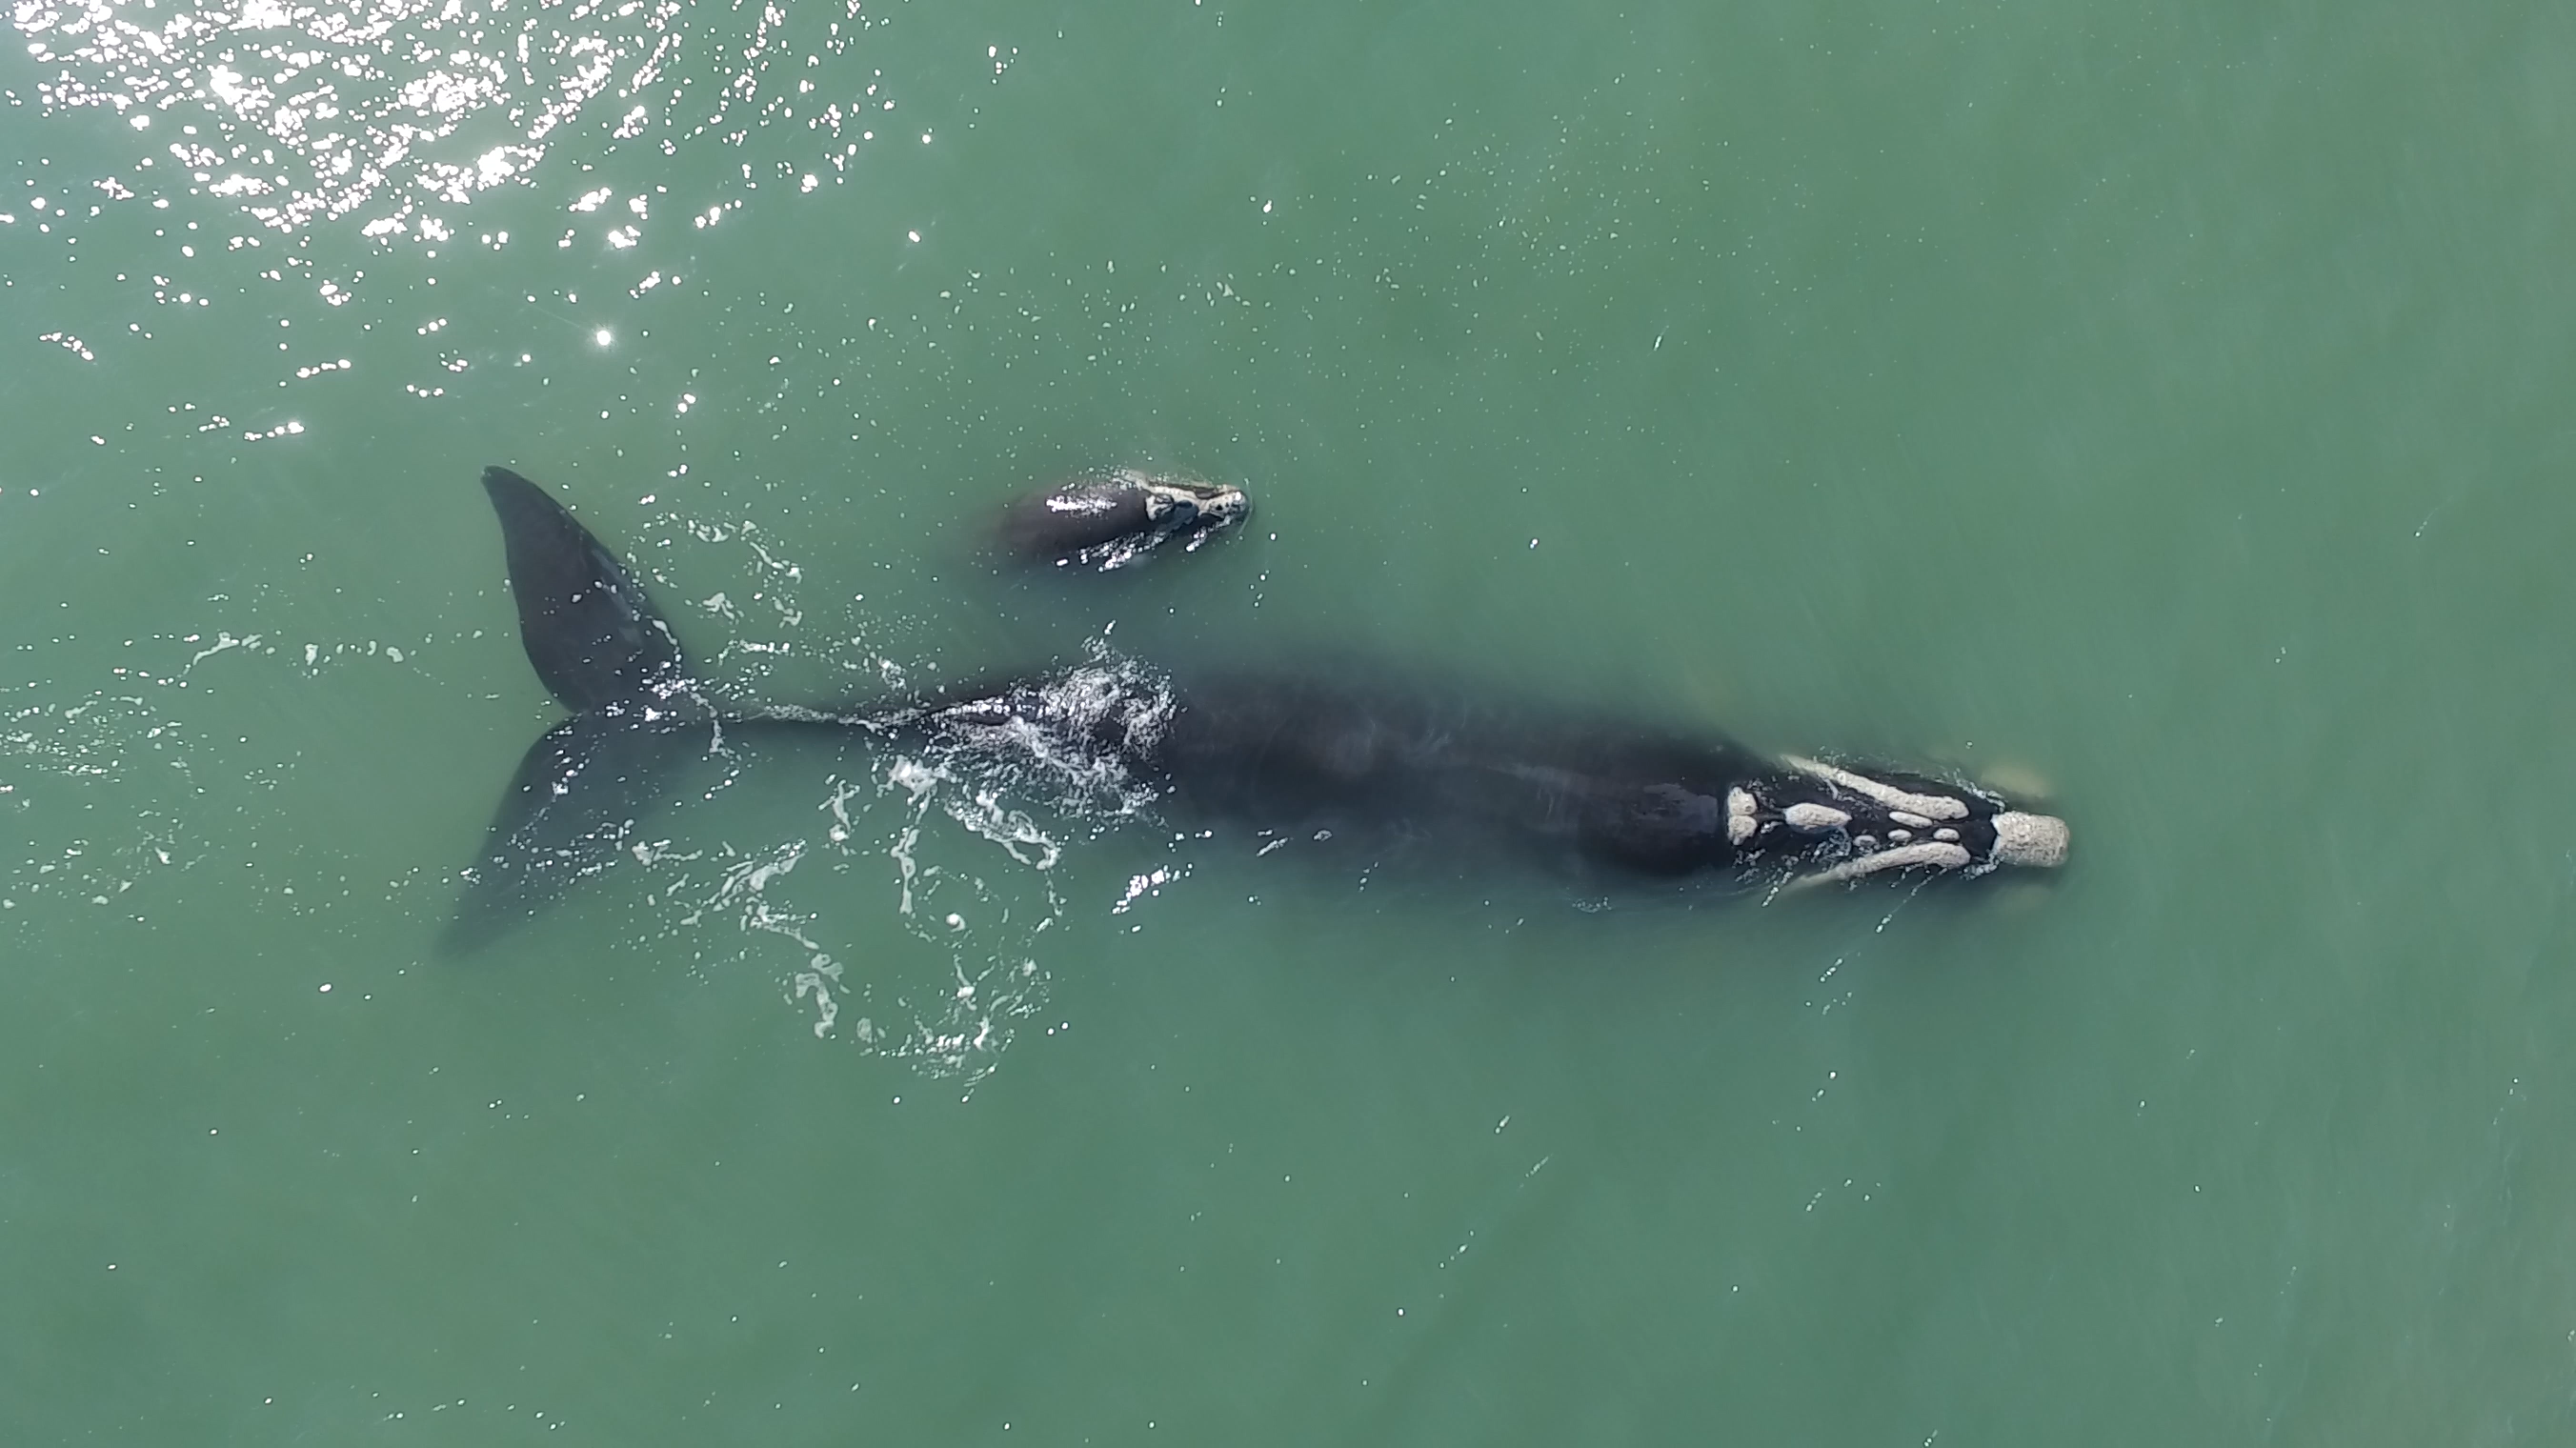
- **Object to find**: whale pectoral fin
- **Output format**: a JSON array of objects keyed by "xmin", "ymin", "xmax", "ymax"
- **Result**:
[
  {"xmin": 439, "ymin": 715, "xmax": 701, "ymax": 954},
  {"xmin": 481, "ymin": 466, "xmax": 692, "ymax": 714}
]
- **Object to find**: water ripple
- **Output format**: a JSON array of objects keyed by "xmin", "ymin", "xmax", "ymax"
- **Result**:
[{"xmin": 12, "ymin": 0, "xmax": 896, "ymax": 245}]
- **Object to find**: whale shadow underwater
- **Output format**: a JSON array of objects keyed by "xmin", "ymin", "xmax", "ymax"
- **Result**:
[{"xmin": 443, "ymin": 467, "xmax": 2069, "ymax": 952}]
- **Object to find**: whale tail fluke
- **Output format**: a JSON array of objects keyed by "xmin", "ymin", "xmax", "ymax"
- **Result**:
[
  {"xmin": 480, "ymin": 466, "xmax": 695, "ymax": 715},
  {"xmin": 445, "ymin": 468, "xmax": 713, "ymax": 954},
  {"xmin": 441, "ymin": 714, "xmax": 714, "ymax": 954}
]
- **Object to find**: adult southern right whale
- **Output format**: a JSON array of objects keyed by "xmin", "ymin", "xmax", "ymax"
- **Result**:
[{"xmin": 444, "ymin": 467, "xmax": 2068, "ymax": 950}]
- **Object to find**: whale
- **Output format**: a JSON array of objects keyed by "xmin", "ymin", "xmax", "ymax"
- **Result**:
[
  {"xmin": 993, "ymin": 469, "xmax": 1249, "ymax": 571},
  {"xmin": 907, "ymin": 664, "xmax": 2068, "ymax": 885},
  {"xmin": 445, "ymin": 468, "xmax": 2066, "ymax": 948}
]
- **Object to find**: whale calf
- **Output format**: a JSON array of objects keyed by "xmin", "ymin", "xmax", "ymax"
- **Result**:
[
  {"xmin": 994, "ymin": 469, "xmax": 1249, "ymax": 571},
  {"xmin": 446, "ymin": 468, "xmax": 2065, "ymax": 947}
]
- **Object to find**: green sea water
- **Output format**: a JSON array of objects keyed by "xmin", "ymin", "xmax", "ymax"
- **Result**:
[{"xmin": 7, "ymin": 0, "xmax": 2576, "ymax": 1440}]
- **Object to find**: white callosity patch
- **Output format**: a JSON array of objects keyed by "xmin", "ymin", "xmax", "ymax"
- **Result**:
[
  {"xmin": 1990, "ymin": 811, "xmax": 2072, "ymax": 869},
  {"xmin": 1724, "ymin": 787, "xmax": 1758, "ymax": 846},
  {"xmin": 1781, "ymin": 801, "xmax": 1851, "ymax": 834},
  {"xmin": 1785, "ymin": 840, "xmax": 1977, "ymax": 890},
  {"xmin": 1135, "ymin": 473, "xmax": 1250, "ymax": 538},
  {"xmin": 1777, "ymin": 754, "xmax": 1972, "ymax": 821},
  {"xmin": 1756, "ymin": 752, "xmax": 2071, "ymax": 884}
]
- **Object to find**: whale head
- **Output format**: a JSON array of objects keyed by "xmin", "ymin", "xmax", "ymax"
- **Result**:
[{"xmin": 1741, "ymin": 754, "xmax": 2070, "ymax": 889}]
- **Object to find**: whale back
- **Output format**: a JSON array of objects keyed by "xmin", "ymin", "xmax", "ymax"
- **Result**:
[{"xmin": 481, "ymin": 466, "xmax": 692, "ymax": 714}]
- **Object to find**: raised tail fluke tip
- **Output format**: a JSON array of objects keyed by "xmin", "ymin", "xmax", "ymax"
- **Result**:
[{"xmin": 479, "ymin": 464, "xmax": 695, "ymax": 715}]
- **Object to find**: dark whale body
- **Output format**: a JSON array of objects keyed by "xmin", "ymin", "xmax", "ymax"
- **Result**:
[
  {"xmin": 447, "ymin": 469, "xmax": 2066, "ymax": 948},
  {"xmin": 912, "ymin": 666, "xmax": 2063, "ymax": 887}
]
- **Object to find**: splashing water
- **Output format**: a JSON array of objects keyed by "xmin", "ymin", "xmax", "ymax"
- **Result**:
[{"xmin": 686, "ymin": 753, "xmax": 1067, "ymax": 1084}]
